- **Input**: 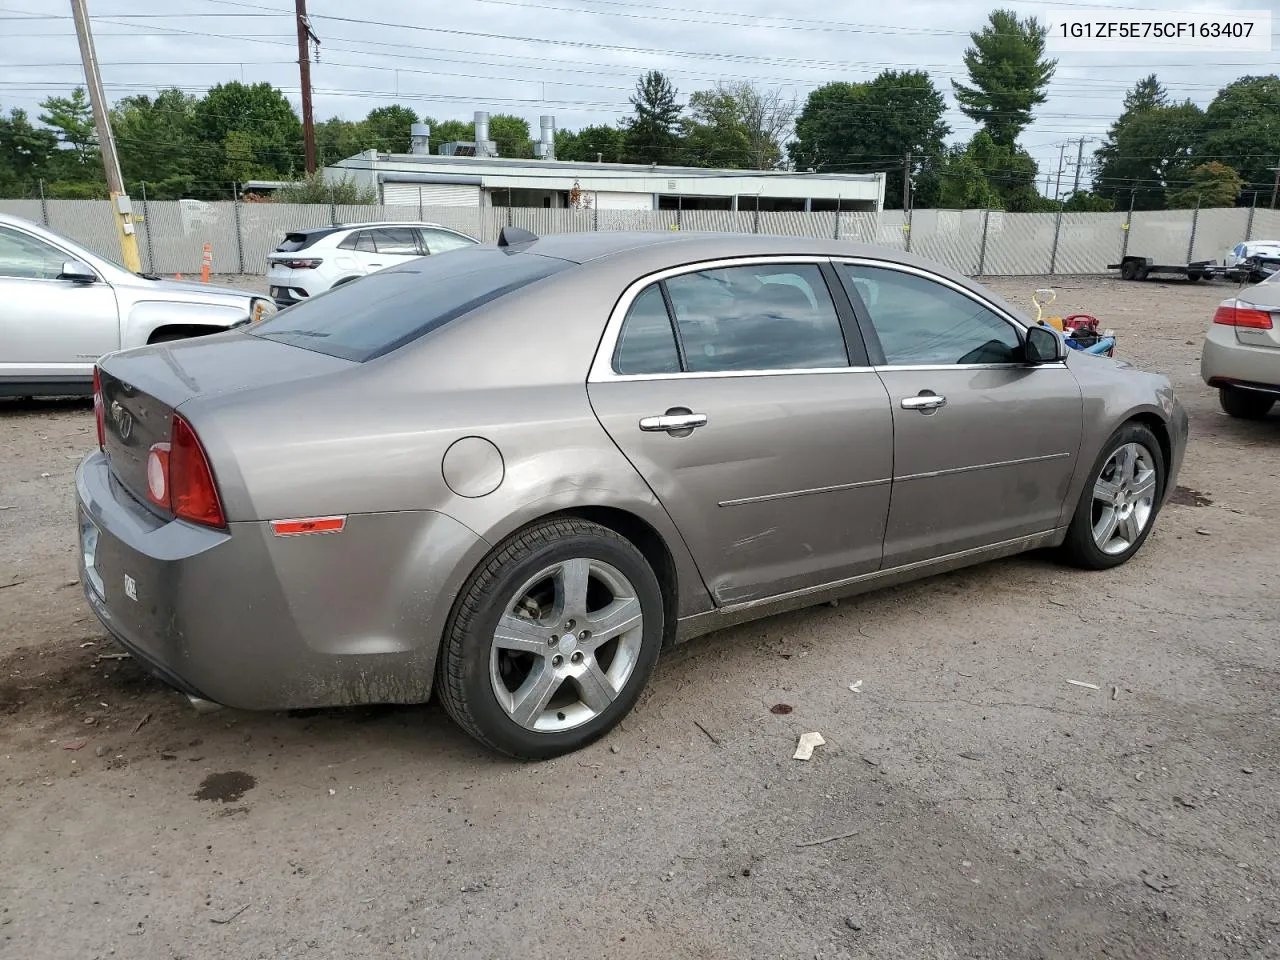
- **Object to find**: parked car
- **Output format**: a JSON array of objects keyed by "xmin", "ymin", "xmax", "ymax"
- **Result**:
[
  {"xmin": 0, "ymin": 213, "xmax": 275, "ymax": 398},
  {"xmin": 1225, "ymin": 240, "xmax": 1280, "ymax": 269},
  {"xmin": 266, "ymin": 221, "xmax": 478, "ymax": 307},
  {"xmin": 77, "ymin": 229, "xmax": 1187, "ymax": 759},
  {"xmin": 1201, "ymin": 268, "xmax": 1280, "ymax": 419}
]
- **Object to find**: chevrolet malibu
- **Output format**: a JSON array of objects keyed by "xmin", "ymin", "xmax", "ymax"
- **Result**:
[{"xmin": 77, "ymin": 229, "xmax": 1187, "ymax": 758}]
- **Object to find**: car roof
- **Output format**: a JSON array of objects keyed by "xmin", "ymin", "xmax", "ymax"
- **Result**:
[{"xmin": 289, "ymin": 221, "xmax": 464, "ymax": 236}]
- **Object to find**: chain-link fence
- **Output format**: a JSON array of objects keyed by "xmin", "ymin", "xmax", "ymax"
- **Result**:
[{"xmin": 1, "ymin": 198, "xmax": 1269, "ymax": 277}]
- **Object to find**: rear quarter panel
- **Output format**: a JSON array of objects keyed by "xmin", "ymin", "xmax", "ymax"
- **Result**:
[{"xmin": 183, "ymin": 265, "xmax": 715, "ymax": 621}]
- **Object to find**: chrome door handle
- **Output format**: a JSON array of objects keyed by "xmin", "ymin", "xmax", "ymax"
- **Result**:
[
  {"xmin": 901, "ymin": 394, "xmax": 947, "ymax": 411},
  {"xmin": 639, "ymin": 413, "xmax": 708, "ymax": 432}
]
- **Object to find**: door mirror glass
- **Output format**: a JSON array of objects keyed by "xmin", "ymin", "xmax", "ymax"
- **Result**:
[
  {"xmin": 1025, "ymin": 324, "xmax": 1063, "ymax": 364},
  {"xmin": 58, "ymin": 260, "xmax": 97, "ymax": 283}
]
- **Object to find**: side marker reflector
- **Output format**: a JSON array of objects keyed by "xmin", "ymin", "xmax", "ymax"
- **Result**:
[{"xmin": 271, "ymin": 516, "xmax": 346, "ymax": 537}]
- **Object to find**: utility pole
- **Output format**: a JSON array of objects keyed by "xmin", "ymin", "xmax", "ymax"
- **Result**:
[
  {"xmin": 1071, "ymin": 137, "xmax": 1087, "ymax": 196},
  {"xmin": 69, "ymin": 0, "xmax": 140, "ymax": 272},
  {"xmin": 1053, "ymin": 142, "xmax": 1065, "ymax": 201},
  {"xmin": 295, "ymin": 0, "xmax": 319, "ymax": 174},
  {"xmin": 1270, "ymin": 160, "xmax": 1280, "ymax": 210},
  {"xmin": 903, "ymin": 151, "xmax": 911, "ymax": 213}
]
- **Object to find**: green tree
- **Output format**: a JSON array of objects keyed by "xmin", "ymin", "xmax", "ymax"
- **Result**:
[
  {"xmin": 1063, "ymin": 190, "xmax": 1114, "ymax": 212},
  {"xmin": 1197, "ymin": 75, "xmax": 1280, "ymax": 197},
  {"xmin": 39, "ymin": 88, "xmax": 97, "ymax": 162},
  {"xmin": 682, "ymin": 87, "xmax": 752, "ymax": 168},
  {"xmin": 362, "ymin": 104, "xmax": 419, "ymax": 153},
  {"xmin": 790, "ymin": 71, "xmax": 949, "ymax": 208},
  {"xmin": 487, "ymin": 114, "xmax": 533, "ymax": 159},
  {"xmin": 193, "ymin": 82, "xmax": 301, "ymax": 195},
  {"xmin": 931, "ymin": 143, "xmax": 1005, "ymax": 209},
  {"xmin": 554, "ymin": 124, "xmax": 624, "ymax": 163},
  {"xmin": 1093, "ymin": 77, "xmax": 1203, "ymax": 210},
  {"xmin": 1166, "ymin": 161, "xmax": 1245, "ymax": 208},
  {"xmin": 0, "ymin": 106, "xmax": 58, "ymax": 194},
  {"xmin": 929, "ymin": 131, "xmax": 1045, "ymax": 210},
  {"xmin": 952, "ymin": 9, "xmax": 1056, "ymax": 147},
  {"xmin": 623, "ymin": 71, "xmax": 683, "ymax": 165},
  {"xmin": 315, "ymin": 117, "xmax": 368, "ymax": 167},
  {"xmin": 111, "ymin": 89, "xmax": 200, "ymax": 198}
]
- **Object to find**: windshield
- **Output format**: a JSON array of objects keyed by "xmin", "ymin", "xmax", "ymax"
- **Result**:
[{"xmin": 250, "ymin": 247, "xmax": 570, "ymax": 362}]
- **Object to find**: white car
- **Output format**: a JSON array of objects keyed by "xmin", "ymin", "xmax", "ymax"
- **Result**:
[
  {"xmin": 266, "ymin": 222, "xmax": 477, "ymax": 307},
  {"xmin": 1226, "ymin": 240, "xmax": 1280, "ymax": 270},
  {"xmin": 0, "ymin": 213, "xmax": 274, "ymax": 398}
]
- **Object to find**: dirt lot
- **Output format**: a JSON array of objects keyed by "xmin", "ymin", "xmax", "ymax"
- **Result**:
[{"xmin": 2, "ymin": 275, "xmax": 1278, "ymax": 960}]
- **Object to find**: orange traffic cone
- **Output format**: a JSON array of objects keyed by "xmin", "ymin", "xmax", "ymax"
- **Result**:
[
  {"xmin": 174, "ymin": 272, "xmax": 183, "ymax": 279},
  {"xmin": 200, "ymin": 242, "xmax": 212, "ymax": 283}
]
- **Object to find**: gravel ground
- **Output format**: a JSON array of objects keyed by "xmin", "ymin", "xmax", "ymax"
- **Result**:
[{"xmin": 1, "ymin": 275, "xmax": 1277, "ymax": 960}]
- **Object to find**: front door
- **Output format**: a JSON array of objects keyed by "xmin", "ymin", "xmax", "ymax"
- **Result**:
[
  {"xmin": 588, "ymin": 260, "xmax": 894, "ymax": 606},
  {"xmin": 0, "ymin": 224, "xmax": 118, "ymax": 378},
  {"xmin": 836, "ymin": 261, "xmax": 1083, "ymax": 568}
]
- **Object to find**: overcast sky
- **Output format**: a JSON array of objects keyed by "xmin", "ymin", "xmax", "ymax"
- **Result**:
[{"xmin": 2, "ymin": 0, "xmax": 1276, "ymax": 192}]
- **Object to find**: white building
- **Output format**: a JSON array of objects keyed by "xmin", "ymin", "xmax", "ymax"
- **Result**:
[{"xmin": 324, "ymin": 113, "xmax": 886, "ymax": 214}]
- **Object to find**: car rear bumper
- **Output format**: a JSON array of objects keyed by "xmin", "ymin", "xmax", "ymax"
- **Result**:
[
  {"xmin": 1201, "ymin": 325, "xmax": 1280, "ymax": 392},
  {"xmin": 76, "ymin": 451, "xmax": 488, "ymax": 710}
]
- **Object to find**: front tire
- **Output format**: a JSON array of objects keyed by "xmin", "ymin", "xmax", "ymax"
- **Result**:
[
  {"xmin": 1219, "ymin": 386, "xmax": 1275, "ymax": 420},
  {"xmin": 437, "ymin": 518, "xmax": 663, "ymax": 759},
  {"xmin": 1060, "ymin": 423, "xmax": 1165, "ymax": 570}
]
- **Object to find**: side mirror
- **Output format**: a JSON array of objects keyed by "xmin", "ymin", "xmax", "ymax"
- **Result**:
[
  {"xmin": 1025, "ymin": 324, "xmax": 1065, "ymax": 364},
  {"xmin": 58, "ymin": 260, "xmax": 97, "ymax": 283}
]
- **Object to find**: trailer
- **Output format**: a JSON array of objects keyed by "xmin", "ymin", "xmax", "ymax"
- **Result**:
[{"xmin": 1109, "ymin": 254, "xmax": 1278, "ymax": 284}]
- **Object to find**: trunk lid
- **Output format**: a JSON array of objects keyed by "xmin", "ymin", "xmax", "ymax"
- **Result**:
[{"xmin": 98, "ymin": 331, "xmax": 353, "ymax": 510}]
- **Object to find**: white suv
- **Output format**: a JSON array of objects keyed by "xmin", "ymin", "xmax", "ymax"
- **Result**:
[{"xmin": 266, "ymin": 222, "xmax": 477, "ymax": 307}]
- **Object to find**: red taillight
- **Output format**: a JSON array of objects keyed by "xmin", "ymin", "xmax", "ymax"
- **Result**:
[
  {"xmin": 92, "ymin": 366, "xmax": 105, "ymax": 451},
  {"xmin": 169, "ymin": 415, "xmax": 225, "ymax": 527},
  {"xmin": 1213, "ymin": 302, "xmax": 1273, "ymax": 330},
  {"xmin": 280, "ymin": 258, "xmax": 322, "ymax": 269}
]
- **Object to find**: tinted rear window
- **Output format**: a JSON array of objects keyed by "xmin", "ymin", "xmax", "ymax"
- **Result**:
[
  {"xmin": 250, "ymin": 247, "xmax": 570, "ymax": 361},
  {"xmin": 276, "ymin": 232, "xmax": 316, "ymax": 252}
]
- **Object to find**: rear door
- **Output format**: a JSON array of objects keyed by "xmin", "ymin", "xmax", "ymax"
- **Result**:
[
  {"xmin": 0, "ymin": 223, "xmax": 118, "ymax": 376},
  {"xmin": 588, "ymin": 257, "xmax": 894, "ymax": 606},
  {"xmin": 836, "ymin": 261, "xmax": 1082, "ymax": 568},
  {"xmin": 365, "ymin": 227, "xmax": 424, "ymax": 274}
]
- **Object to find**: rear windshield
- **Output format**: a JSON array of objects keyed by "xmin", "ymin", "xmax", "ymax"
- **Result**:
[
  {"xmin": 275, "ymin": 232, "xmax": 315, "ymax": 252},
  {"xmin": 250, "ymin": 247, "xmax": 570, "ymax": 361}
]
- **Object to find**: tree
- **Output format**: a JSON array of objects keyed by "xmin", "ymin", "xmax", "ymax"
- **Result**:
[
  {"xmin": 952, "ymin": 9, "xmax": 1056, "ymax": 147},
  {"xmin": 555, "ymin": 124, "xmax": 624, "ymax": 163},
  {"xmin": 1063, "ymin": 190, "xmax": 1114, "ymax": 212},
  {"xmin": 487, "ymin": 114, "xmax": 533, "ymax": 159},
  {"xmin": 790, "ymin": 71, "xmax": 949, "ymax": 208},
  {"xmin": 315, "ymin": 117, "xmax": 369, "ymax": 167},
  {"xmin": 1166, "ymin": 162, "xmax": 1245, "ymax": 208},
  {"xmin": 928, "ymin": 131, "xmax": 1046, "ymax": 210},
  {"xmin": 0, "ymin": 106, "xmax": 57, "ymax": 193},
  {"xmin": 1197, "ymin": 75, "xmax": 1280, "ymax": 197},
  {"xmin": 39, "ymin": 88, "xmax": 97, "ymax": 162},
  {"xmin": 1093, "ymin": 77, "xmax": 1203, "ymax": 210},
  {"xmin": 422, "ymin": 116, "xmax": 477, "ymax": 152},
  {"xmin": 682, "ymin": 87, "xmax": 752, "ymax": 168},
  {"xmin": 362, "ymin": 105, "xmax": 419, "ymax": 153},
  {"xmin": 728, "ymin": 81, "xmax": 797, "ymax": 171},
  {"xmin": 111, "ymin": 89, "xmax": 200, "ymax": 198},
  {"xmin": 193, "ymin": 82, "xmax": 302, "ymax": 193},
  {"xmin": 623, "ymin": 71, "xmax": 683, "ymax": 165}
]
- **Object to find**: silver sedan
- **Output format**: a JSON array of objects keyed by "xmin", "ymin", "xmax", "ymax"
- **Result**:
[
  {"xmin": 76, "ymin": 229, "xmax": 1187, "ymax": 758},
  {"xmin": 0, "ymin": 213, "xmax": 274, "ymax": 397}
]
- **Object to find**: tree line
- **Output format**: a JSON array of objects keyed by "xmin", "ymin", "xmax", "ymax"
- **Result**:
[{"xmin": 2, "ymin": 8, "xmax": 1277, "ymax": 211}]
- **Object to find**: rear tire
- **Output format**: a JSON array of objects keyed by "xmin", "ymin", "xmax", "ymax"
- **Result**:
[
  {"xmin": 1120, "ymin": 260, "xmax": 1140, "ymax": 281},
  {"xmin": 437, "ymin": 518, "xmax": 663, "ymax": 760},
  {"xmin": 1060, "ymin": 422, "xmax": 1165, "ymax": 570},
  {"xmin": 1219, "ymin": 386, "xmax": 1275, "ymax": 420}
]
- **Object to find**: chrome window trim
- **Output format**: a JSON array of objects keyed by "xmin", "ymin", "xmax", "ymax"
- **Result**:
[
  {"xmin": 588, "ymin": 255, "xmax": 867, "ymax": 383},
  {"xmin": 832, "ymin": 256, "xmax": 1040, "ymax": 370}
]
